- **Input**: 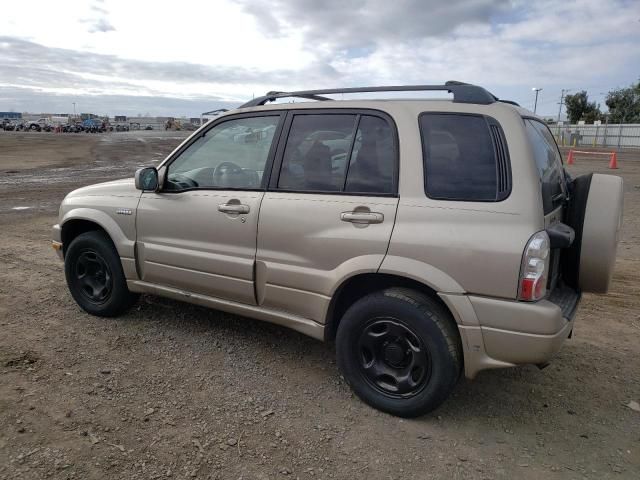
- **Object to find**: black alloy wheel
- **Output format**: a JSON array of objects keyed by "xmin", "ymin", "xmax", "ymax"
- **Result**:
[
  {"xmin": 357, "ymin": 318, "xmax": 431, "ymax": 397},
  {"xmin": 73, "ymin": 249, "xmax": 113, "ymax": 304},
  {"xmin": 336, "ymin": 288, "xmax": 462, "ymax": 417},
  {"xmin": 64, "ymin": 231, "xmax": 139, "ymax": 317}
]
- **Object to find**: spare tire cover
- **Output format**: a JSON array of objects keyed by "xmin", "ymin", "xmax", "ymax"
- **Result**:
[{"xmin": 564, "ymin": 173, "xmax": 623, "ymax": 293}]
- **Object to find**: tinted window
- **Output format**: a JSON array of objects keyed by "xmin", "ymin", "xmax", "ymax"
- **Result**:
[
  {"xmin": 345, "ymin": 116, "xmax": 394, "ymax": 194},
  {"xmin": 166, "ymin": 116, "xmax": 279, "ymax": 190},
  {"xmin": 278, "ymin": 114, "xmax": 356, "ymax": 192},
  {"xmin": 420, "ymin": 114, "xmax": 500, "ymax": 201},
  {"xmin": 524, "ymin": 119, "xmax": 566, "ymax": 213},
  {"xmin": 278, "ymin": 113, "xmax": 395, "ymax": 194}
]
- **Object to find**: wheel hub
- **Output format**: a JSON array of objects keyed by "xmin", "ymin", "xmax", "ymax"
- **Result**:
[
  {"xmin": 356, "ymin": 318, "xmax": 431, "ymax": 397},
  {"xmin": 383, "ymin": 341, "xmax": 406, "ymax": 367}
]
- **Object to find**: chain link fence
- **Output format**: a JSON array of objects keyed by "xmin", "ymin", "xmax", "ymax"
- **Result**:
[{"xmin": 554, "ymin": 123, "xmax": 640, "ymax": 149}]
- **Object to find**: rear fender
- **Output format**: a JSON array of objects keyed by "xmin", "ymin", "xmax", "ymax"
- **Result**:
[{"xmin": 378, "ymin": 255, "xmax": 465, "ymax": 294}]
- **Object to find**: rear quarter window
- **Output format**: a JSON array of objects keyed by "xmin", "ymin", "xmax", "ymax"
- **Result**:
[{"xmin": 419, "ymin": 113, "xmax": 511, "ymax": 202}]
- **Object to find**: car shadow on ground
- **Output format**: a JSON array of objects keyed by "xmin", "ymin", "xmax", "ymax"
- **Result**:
[{"xmin": 110, "ymin": 293, "xmax": 621, "ymax": 428}]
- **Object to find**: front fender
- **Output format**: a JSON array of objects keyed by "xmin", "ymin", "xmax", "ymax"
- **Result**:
[{"xmin": 61, "ymin": 207, "xmax": 135, "ymax": 258}]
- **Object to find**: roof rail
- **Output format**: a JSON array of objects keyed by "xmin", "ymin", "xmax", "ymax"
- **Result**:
[{"xmin": 239, "ymin": 81, "xmax": 498, "ymax": 108}]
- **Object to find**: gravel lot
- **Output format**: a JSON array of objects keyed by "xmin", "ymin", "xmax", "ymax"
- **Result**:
[{"xmin": 1, "ymin": 131, "xmax": 639, "ymax": 479}]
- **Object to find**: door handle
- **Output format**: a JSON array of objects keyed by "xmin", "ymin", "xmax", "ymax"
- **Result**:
[
  {"xmin": 340, "ymin": 211, "xmax": 384, "ymax": 224},
  {"xmin": 218, "ymin": 203, "xmax": 250, "ymax": 214}
]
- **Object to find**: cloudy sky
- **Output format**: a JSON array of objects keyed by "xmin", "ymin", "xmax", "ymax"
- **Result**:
[{"xmin": 1, "ymin": 0, "xmax": 639, "ymax": 117}]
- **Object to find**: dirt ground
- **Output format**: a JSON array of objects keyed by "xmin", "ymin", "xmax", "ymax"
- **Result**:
[{"xmin": 0, "ymin": 131, "xmax": 638, "ymax": 480}]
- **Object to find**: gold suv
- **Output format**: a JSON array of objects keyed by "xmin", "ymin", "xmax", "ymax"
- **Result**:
[{"xmin": 52, "ymin": 82, "xmax": 624, "ymax": 417}]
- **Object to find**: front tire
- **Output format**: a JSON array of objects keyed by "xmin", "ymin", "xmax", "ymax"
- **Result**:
[
  {"xmin": 336, "ymin": 288, "xmax": 462, "ymax": 417},
  {"xmin": 64, "ymin": 231, "xmax": 139, "ymax": 317}
]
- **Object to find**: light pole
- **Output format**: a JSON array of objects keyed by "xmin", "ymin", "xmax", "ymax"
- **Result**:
[
  {"xmin": 532, "ymin": 87, "xmax": 542, "ymax": 114},
  {"xmin": 72, "ymin": 102, "xmax": 76, "ymax": 119},
  {"xmin": 557, "ymin": 89, "xmax": 570, "ymax": 123}
]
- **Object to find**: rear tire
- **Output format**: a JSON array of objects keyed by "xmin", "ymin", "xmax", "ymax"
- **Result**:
[
  {"xmin": 336, "ymin": 288, "xmax": 462, "ymax": 417},
  {"xmin": 64, "ymin": 231, "xmax": 139, "ymax": 317}
]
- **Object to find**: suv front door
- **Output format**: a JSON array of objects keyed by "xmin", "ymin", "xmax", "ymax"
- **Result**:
[
  {"xmin": 136, "ymin": 113, "xmax": 283, "ymax": 305},
  {"xmin": 255, "ymin": 110, "xmax": 399, "ymax": 322}
]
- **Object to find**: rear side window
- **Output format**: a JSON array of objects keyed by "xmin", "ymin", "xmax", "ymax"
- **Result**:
[
  {"xmin": 420, "ymin": 113, "xmax": 511, "ymax": 201},
  {"xmin": 524, "ymin": 119, "xmax": 566, "ymax": 214},
  {"xmin": 277, "ymin": 113, "xmax": 395, "ymax": 194},
  {"xmin": 345, "ymin": 116, "xmax": 395, "ymax": 194}
]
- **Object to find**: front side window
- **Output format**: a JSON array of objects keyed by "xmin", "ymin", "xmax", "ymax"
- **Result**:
[
  {"xmin": 165, "ymin": 115, "xmax": 280, "ymax": 191},
  {"xmin": 277, "ymin": 113, "xmax": 395, "ymax": 194},
  {"xmin": 420, "ymin": 113, "xmax": 505, "ymax": 201}
]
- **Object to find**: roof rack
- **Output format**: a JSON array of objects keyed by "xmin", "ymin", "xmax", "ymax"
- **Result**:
[{"xmin": 239, "ymin": 81, "xmax": 499, "ymax": 108}]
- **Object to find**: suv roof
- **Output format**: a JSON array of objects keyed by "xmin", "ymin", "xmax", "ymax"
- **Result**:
[{"xmin": 239, "ymin": 81, "xmax": 521, "ymax": 109}]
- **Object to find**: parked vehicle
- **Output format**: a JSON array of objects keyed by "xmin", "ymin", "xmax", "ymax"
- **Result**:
[
  {"xmin": 52, "ymin": 82, "xmax": 624, "ymax": 417},
  {"xmin": 144, "ymin": 125, "xmax": 153, "ymax": 130},
  {"xmin": 82, "ymin": 119, "xmax": 106, "ymax": 133},
  {"xmin": 25, "ymin": 120, "xmax": 42, "ymax": 131},
  {"xmin": 62, "ymin": 122, "xmax": 83, "ymax": 133},
  {"xmin": 23, "ymin": 117, "xmax": 58, "ymax": 132},
  {"xmin": 114, "ymin": 124, "xmax": 130, "ymax": 132}
]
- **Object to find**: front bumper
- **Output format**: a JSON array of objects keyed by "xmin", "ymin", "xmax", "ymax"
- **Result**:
[
  {"xmin": 51, "ymin": 224, "xmax": 63, "ymax": 260},
  {"xmin": 442, "ymin": 285, "xmax": 580, "ymax": 378}
]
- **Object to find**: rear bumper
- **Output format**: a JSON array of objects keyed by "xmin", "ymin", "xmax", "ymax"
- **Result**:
[
  {"xmin": 441, "ymin": 286, "xmax": 580, "ymax": 379},
  {"xmin": 479, "ymin": 320, "xmax": 574, "ymax": 366}
]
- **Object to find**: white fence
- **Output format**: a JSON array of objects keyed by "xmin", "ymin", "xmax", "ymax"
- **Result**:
[{"xmin": 553, "ymin": 123, "xmax": 640, "ymax": 149}]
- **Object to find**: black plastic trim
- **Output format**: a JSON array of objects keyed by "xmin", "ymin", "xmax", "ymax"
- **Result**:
[
  {"xmin": 562, "ymin": 173, "xmax": 593, "ymax": 289},
  {"xmin": 548, "ymin": 283, "xmax": 581, "ymax": 321},
  {"xmin": 546, "ymin": 222, "xmax": 575, "ymax": 249},
  {"xmin": 241, "ymin": 81, "xmax": 497, "ymax": 108}
]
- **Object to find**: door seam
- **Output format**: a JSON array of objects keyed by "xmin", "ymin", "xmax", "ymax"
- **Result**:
[{"xmin": 377, "ymin": 197, "xmax": 400, "ymax": 272}]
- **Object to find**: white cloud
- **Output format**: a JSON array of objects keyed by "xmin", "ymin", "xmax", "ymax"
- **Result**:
[{"xmin": 0, "ymin": 0, "xmax": 638, "ymax": 116}]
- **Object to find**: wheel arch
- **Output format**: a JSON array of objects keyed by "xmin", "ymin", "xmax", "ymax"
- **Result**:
[
  {"xmin": 324, "ymin": 272, "xmax": 460, "ymax": 342},
  {"xmin": 61, "ymin": 208, "xmax": 133, "ymax": 258}
]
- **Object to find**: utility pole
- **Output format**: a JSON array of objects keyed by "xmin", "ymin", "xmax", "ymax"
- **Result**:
[
  {"xmin": 532, "ymin": 87, "xmax": 542, "ymax": 114},
  {"xmin": 557, "ymin": 89, "xmax": 569, "ymax": 123},
  {"xmin": 72, "ymin": 102, "xmax": 76, "ymax": 119}
]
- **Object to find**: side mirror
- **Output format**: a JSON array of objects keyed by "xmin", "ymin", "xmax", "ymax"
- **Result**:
[{"xmin": 135, "ymin": 167, "xmax": 159, "ymax": 191}]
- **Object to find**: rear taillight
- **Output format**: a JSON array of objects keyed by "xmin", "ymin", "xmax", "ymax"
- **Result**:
[{"xmin": 518, "ymin": 231, "xmax": 550, "ymax": 301}]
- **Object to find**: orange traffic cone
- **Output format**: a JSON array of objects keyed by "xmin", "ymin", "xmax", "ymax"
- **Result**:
[
  {"xmin": 609, "ymin": 152, "xmax": 618, "ymax": 169},
  {"xmin": 567, "ymin": 149, "xmax": 575, "ymax": 165}
]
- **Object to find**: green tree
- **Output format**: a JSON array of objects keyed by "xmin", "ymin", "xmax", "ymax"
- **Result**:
[
  {"xmin": 564, "ymin": 91, "xmax": 603, "ymax": 124},
  {"xmin": 605, "ymin": 81, "xmax": 640, "ymax": 123}
]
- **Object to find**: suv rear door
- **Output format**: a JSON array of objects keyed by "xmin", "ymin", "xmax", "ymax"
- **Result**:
[
  {"xmin": 255, "ymin": 110, "xmax": 399, "ymax": 322},
  {"xmin": 523, "ymin": 118, "xmax": 569, "ymax": 290}
]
